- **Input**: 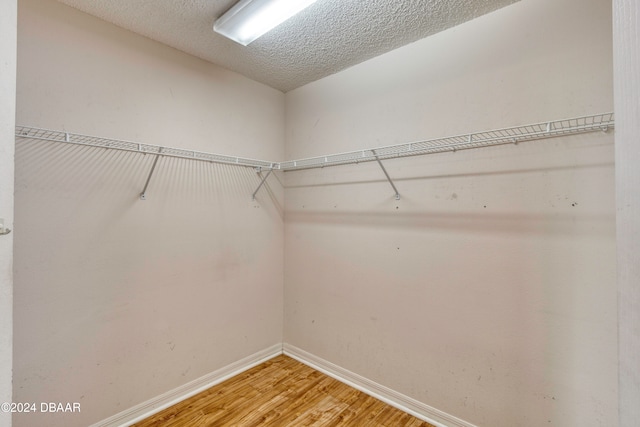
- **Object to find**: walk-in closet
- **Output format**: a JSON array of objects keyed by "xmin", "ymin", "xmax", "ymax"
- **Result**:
[{"xmin": 1, "ymin": 0, "xmax": 638, "ymax": 426}]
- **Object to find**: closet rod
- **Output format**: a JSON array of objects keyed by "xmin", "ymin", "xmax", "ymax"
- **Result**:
[
  {"xmin": 14, "ymin": 126, "xmax": 279, "ymax": 170},
  {"xmin": 279, "ymin": 112, "xmax": 614, "ymax": 171}
]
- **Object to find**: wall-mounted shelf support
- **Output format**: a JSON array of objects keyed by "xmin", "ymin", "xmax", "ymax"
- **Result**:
[
  {"xmin": 139, "ymin": 149, "xmax": 162, "ymax": 201},
  {"xmin": 252, "ymin": 168, "xmax": 273, "ymax": 200},
  {"xmin": 371, "ymin": 149, "xmax": 400, "ymax": 200}
]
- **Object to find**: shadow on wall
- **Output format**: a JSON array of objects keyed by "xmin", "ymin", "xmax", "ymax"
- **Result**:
[
  {"xmin": 284, "ymin": 161, "xmax": 614, "ymax": 190},
  {"xmin": 285, "ymin": 209, "xmax": 614, "ymax": 237},
  {"xmin": 14, "ymin": 138, "xmax": 283, "ymax": 215}
]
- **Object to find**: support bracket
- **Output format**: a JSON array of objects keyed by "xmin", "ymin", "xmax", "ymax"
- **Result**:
[
  {"xmin": 252, "ymin": 168, "xmax": 273, "ymax": 200},
  {"xmin": 371, "ymin": 149, "xmax": 400, "ymax": 200},
  {"xmin": 139, "ymin": 149, "xmax": 162, "ymax": 200}
]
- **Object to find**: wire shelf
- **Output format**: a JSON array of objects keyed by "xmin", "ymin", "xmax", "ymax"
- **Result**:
[
  {"xmin": 279, "ymin": 112, "xmax": 614, "ymax": 171},
  {"xmin": 15, "ymin": 113, "xmax": 614, "ymax": 174},
  {"xmin": 14, "ymin": 126, "xmax": 279, "ymax": 170}
]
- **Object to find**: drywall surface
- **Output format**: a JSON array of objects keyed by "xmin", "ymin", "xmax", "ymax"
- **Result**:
[
  {"xmin": 14, "ymin": 0, "xmax": 284, "ymax": 425},
  {"xmin": 1, "ymin": 1, "xmax": 17, "ymax": 426},
  {"xmin": 284, "ymin": 0, "xmax": 616, "ymax": 426},
  {"xmin": 614, "ymin": 0, "xmax": 640, "ymax": 425}
]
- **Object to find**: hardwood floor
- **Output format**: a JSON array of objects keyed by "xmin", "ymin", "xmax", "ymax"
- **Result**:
[{"xmin": 133, "ymin": 355, "xmax": 435, "ymax": 426}]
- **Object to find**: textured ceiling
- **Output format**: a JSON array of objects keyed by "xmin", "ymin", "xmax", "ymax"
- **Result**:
[{"xmin": 56, "ymin": 0, "xmax": 519, "ymax": 92}]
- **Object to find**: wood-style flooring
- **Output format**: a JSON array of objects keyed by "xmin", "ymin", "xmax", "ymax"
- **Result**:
[{"xmin": 133, "ymin": 354, "xmax": 435, "ymax": 426}]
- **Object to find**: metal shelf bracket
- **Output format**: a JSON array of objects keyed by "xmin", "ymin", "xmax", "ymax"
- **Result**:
[
  {"xmin": 252, "ymin": 168, "xmax": 273, "ymax": 200},
  {"xmin": 371, "ymin": 149, "xmax": 400, "ymax": 200},
  {"xmin": 139, "ymin": 148, "xmax": 162, "ymax": 200}
]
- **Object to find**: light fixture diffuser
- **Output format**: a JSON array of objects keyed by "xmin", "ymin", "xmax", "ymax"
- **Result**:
[{"xmin": 214, "ymin": 0, "xmax": 318, "ymax": 46}]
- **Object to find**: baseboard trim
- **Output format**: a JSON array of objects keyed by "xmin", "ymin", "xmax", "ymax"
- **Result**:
[
  {"xmin": 283, "ymin": 343, "xmax": 477, "ymax": 427},
  {"xmin": 90, "ymin": 343, "xmax": 283, "ymax": 427},
  {"xmin": 91, "ymin": 343, "xmax": 476, "ymax": 427}
]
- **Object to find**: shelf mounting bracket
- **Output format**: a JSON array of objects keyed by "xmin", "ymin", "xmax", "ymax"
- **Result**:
[
  {"xmin": 252, "ymin": 168, "xmax": 273, "ymax": 200},
  {"xmin": 371, "ymin": 149, "xmax": 400, "ymax": 200},
  {"xmin": 139, "ymin": 148, "xmax": 162, "ymax": 201}
]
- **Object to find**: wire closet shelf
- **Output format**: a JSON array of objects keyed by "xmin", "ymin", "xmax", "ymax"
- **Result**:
[
  {"xmin": 279, "ymin": 112, "xmax": 614, "ymax": 171},
  {"xmin": 15, "ymin": 112, "xmax": 614, "ymax": 173},
  {"xmin": 14, "ymin": 126, "xmax": 279, "ymax": 170}
]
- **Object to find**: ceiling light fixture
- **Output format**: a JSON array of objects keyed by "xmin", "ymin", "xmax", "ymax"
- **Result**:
[{"xmin": 214, "ymin": 0, "xmax": 318, "ymax": 46}]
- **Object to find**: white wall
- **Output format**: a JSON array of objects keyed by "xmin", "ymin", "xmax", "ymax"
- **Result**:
[
  {"xmin": 14, "ymin": 0, "xmax": 284, "ymax": 426},
  {"xmin": 1, "ymin": 1, "xmax": 17, "ymax": 426},
  {"xmin": 284, "ymin": 0, "xmax": 616, "ymax": 426},
  {"xmin": 614, "ymin": 1, "xmax": 640, "ymax": 425}
]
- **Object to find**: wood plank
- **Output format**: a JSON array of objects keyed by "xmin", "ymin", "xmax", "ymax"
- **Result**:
[{"xmin": 133, "ymin": 355, "xmax": 435, "ymax": 427}]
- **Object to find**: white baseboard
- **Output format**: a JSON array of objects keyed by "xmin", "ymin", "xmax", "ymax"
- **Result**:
[
  {"xmin": 283, "ymin": 343, "xmax": 477, "ymax": 427},
  {"xmin": 91, "ymin": 342, "xmax": 475, "ymax": 427},
  {"xmin": 90, "ymin": 343, "xmax": 283, "ymax": 427}
]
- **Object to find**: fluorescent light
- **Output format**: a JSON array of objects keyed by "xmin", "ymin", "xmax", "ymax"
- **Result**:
[{"xmin": 214, "ymin": 0, "xmax": 318, "ymax": 46}]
